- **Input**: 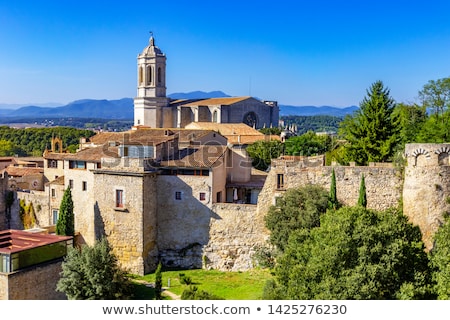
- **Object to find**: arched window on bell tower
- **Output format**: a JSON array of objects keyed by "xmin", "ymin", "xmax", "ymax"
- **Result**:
[
  {"xmin": 158, "ymin": 67, "xmax": 162, "ymax": 84},
  {"xmin": 139, "ymin": 66, "xmax": 143, "ymax": 85},
  {"xmin": 146, "ymin": 65, "xmax": 152, "ymax": 85}
]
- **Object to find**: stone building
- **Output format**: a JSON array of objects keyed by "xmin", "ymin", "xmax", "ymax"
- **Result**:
[
  {"xmin": 133, "ymin": 36, "xmax": 279, "ymax": 129},
  {"xmin": 34, "ymin": 125, "xmax": 266, "ymax": 274}
]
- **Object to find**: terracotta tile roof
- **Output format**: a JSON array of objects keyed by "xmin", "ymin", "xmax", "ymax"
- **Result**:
[
  {"xmin": 45, "ymin": 146, "xmax": 119, "ymax": 162},
  {"xmin": 180, "ymin": 96, "xmax": 251, "ymax": 106},
  {"xmin": 0, "ymin": 229, "xmax": 72, "ymax": 254},
  {"xmin": 185, "ymin": 122, "xmax": 261, "ymax": 135},
  {"xmin": 88, "ymin": 129, "xmax": 177, "ymax": 146},
  {"xmin": 5, "ymin": 166, "xmax": 43, "ymax": 177},
  {"xmin": 184, "ymin": 122, "xmax": 279, "ymax": 144},
  {"xmin": 160, "ymin": 145, "xmax": 227, "ymax": 168}
]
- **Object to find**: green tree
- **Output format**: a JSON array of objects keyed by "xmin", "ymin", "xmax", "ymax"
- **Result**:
[
  {"xmin": 56, "ymin": 187, "xmax": 74, "ymax": 236},
  {"xmin": 265, "ymin": 185, "xmax": 329, "ymax": 252},
  {"xmin": 391, "ymin": 103, "xmax": 426, "ymax": 146},
  {"xmin": 328, "ymin": 168, "xmax": 339, "ymax": 210},
  {"xmin": 415, "ymin": 110, "xmax": 450, "ymax": 143},
  {"xmin": 246, "ymin": 140, "xmax": 283, "ymax": 171},
  {"xmin": 0, "ymin": 139, "xmax": 21, "ymax": 156},
  {"xmin": 358, "ymin": 174, "xmax": 367, "ymax": 208},
  {"xmin": 339, "ymin": 81, "xmax": 399, "ymax": 165},
  {"xmin": 259, "ymin": 127, "xmax": 282, "ymax": 135},
  {"xmin": 57, "ymin": 237, "xmax": 132, "ymax": 299},
  {"xmin": 429, "ymin": 215, "xmax": 450, "ymax": 299},
  {"xmin": 154, "ymin": 262, "xmax": 163, "ymax": 300},
  {"xmin": 418, "ymin": 77, "xmax": 450, "ymax": 117},
  {"xmin": 269, "ymin": 206, "xmax": 433, "ymax": 300},
  {"xmin": 284, "ymin": 131, "xmax": 331, "ymax": 156}
]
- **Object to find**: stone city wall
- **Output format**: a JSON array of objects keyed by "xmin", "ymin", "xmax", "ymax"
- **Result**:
[
  {"xmin": 205, "ymin": 203, "xmax": 264, "ymax": 271},
  {"xmin": 257, "ymin": 159, "xmax": 403, "ymax": 220},
  {"xmin": 157, "ymin": 174, "xmax": 213, "ymax": 269},
  {"xmin": 16, "ymin": 190, "xmax": 50, "ymax": 229}
]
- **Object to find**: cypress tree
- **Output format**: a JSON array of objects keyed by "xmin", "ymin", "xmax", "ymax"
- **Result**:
[
  {"xmin": 56, "ymin": 187, "xmax": 75, "ymax": 236},
  {"xmin": 358, "ymin": 174, "xmax": 367, "ymax": 208},
  {"xmin": 154, "ymin": 262, "xmax": 163, "ymax": 300},
  {"xmin": 328, "ymin": 168, "xmax": 338, "ymax": 210}
]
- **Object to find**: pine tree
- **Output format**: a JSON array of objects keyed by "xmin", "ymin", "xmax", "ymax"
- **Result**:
[
  {"xmin": 56, "ymin": 187, "xmax": 74, "ymax": 236},
  {"xmin": 328, "ymin": 168, "xmax": 338, "ymax": 210},
  {"xmin": 339, "ymin": 80, "xmax": 399, "ymax": 165},
  {"xmin": 358, "ymin": 174, "xmax": 367, "ymax": 208}
]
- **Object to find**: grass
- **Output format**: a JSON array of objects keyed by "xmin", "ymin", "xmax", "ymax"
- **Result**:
[{"xmin": 129, "ymin": 268, "xmax": 273, "ymax": 300}]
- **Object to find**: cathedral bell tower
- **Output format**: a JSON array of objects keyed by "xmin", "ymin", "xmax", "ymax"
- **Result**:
[{"xmin": 134, "ymin": 35, "xmax": 170, "ymax": 127}]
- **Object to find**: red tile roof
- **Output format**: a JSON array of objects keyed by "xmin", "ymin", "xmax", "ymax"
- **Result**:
[
  {"xmin": 0, "ymin": 229, "xmax": 72, "ymax": 254},
  {"xmin": 5, "ymin": 166, "xmax": 43, "ymax": 177}
]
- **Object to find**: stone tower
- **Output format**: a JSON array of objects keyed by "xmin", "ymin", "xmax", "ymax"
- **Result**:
[
  {"xmin": 134, "ymin": 35, "xmax": 170, "ymax": 128},
  {"xmin": 403, "ymin": 143, "xmax": 450, "ymax": 250}
]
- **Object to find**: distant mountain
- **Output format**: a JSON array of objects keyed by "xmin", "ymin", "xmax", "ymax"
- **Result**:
[
  {"xmin": 279, "ymin": 105, "xmax": 359, "ymax": 117},
  {"xmin": 0, "ymin": 102, "xmax": 62, "ymax": 110},
  {"xmin": 0, "ymin": 92, "xmax": 359, "ymax": 121},
  {"xmin": 4, "ymin": 98, "xmax": 134, "ymax": 119},
  {"xmin": 168, "ymin": 90, "xmax": 231, "ymax": 100}
]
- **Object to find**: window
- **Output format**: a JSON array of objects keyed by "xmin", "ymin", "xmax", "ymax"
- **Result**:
[
  {"xmin": 139, "ymin": 66, "xmax": 143, "ymax": 84},
  {"xmin": 199, "ymin": 192, "xmax": 206, "ymax": 201},
  {"xmin": 175, "ymin": 191, "xmax": 182, "ymax": 200},
  {"xmin": 157, "ymin": 67, "xmax": 162, "ymax": 83},
  {"xmin": 82, "ymin": 181, "xmax": 87, "ymax": 191},
  {"xmin": 48, "ymin": 160, "xmax": 57, "ymax": 168},
  {"xmin": 146, "ymin": 65, "xmax": 152, "ymax": 85},
  {"xmin": 277, "ymin": 174, "xmax": 285, "ymax": 189},
  {"xmin": 69, "ymin": 160, "xmax": 86, "ymax": 169},
  {"xmin": 51, "ymin": 188, "xmax": 56, "ymax": 198},
  {"xmin": 52, "ymin": 209, "xmax": 59, "ymax": 225},
  {"xmin": 115, "ymin": 189, "xmax": 124, "ymax": 208},
  {"xmin": 69, "ymin": 179, "xmax": 73, "ymax": 189}
]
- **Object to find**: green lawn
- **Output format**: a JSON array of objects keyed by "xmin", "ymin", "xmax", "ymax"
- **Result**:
[{"xmin": 130, "ymin": 268, "xmax": 273, "ymax": 300}]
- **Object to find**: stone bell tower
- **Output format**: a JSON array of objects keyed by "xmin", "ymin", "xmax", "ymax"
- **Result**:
[{"xmin": 134, "ymin": 35, "xmax": 170, "ymax": 127}]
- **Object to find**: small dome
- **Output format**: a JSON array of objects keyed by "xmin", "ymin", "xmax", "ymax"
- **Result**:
[{"xmin": 140, "ymin": 36, "xmax": 164, "ymax": 56}]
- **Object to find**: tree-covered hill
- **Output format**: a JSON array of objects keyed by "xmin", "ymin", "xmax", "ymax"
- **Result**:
[
  {"xmin": 280, "ymin": 115, "xmax": 343, "ymax": 134},
  {"xmin": 0, "ymin": 126, "xmax": 96, "ymax": 156}
]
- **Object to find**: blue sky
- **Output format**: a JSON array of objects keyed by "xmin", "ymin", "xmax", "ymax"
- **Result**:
[{"xmin": 1, "ymin": 0, "xmax": 450, "ymax": 107}]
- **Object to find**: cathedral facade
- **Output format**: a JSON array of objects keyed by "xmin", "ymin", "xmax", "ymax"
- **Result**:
[{"xmin": 133, "ymin": 36, "xmax": 279, "ymax": 129}]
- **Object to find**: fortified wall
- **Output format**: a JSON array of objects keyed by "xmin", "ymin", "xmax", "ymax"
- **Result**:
[
  {"xmin": 403, "ymin": 143, "xmax": 450, "ymax": 249},
  {"xmin": 257, "ymin": 155, "xmax": 403, "ymax": 219}
]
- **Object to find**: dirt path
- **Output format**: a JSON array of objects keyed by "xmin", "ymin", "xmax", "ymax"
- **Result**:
[
  {"xmin": 162, "ymin": 288, "xmax": 181, "ymax": 300},
  {"xmin": 134, "ymin": 279, "xmax": 181, "ymax": 300}
]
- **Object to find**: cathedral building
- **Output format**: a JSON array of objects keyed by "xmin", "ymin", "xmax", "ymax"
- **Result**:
[{"xmin": 133, "ymin": 36, "xmax": 279, "ymax": 129}]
